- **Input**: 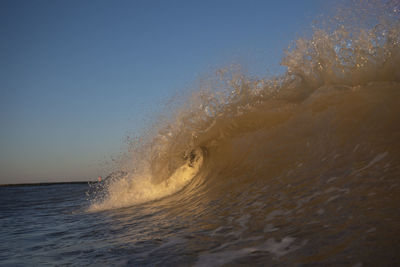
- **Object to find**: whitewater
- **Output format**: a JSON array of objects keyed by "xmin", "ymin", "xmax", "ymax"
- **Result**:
[{"xmin": 2, "ymin": 1, "xmax": 399, "ymax": 266}]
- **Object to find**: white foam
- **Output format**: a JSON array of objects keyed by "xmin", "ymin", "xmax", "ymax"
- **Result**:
[
  {"xmin": 89, "ymin": 154, "xmax": 203, "ymax": 211},
  {"xmin": 266, "ymin": 210, "xmax": 286, "ymax": 221},
  {"xmin": 326, "ymin": 195, "xmax": 340, "ymax": 203},
  {"xmin": 237, "ymin": 214, "xmax": 251, "ymax": 228},
  {"xmin": 326, "ymin": 177, "xmax": 338, "ymax": 183},
  {"xmin": 357, "ymin": 152, "xmax": 388, "ymax": 173},
  {"xmin": 263, "ymin": 223, "xmax": 279, "ymax": 232}
]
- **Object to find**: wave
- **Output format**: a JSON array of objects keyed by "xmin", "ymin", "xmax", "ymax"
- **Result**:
[{"xmin": 88, "ymin": 0, "xmax": 400, "ymax": 212}]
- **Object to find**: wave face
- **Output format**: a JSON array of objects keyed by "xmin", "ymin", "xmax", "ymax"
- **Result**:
[{"xmin": 89, "ymin": 2, "xmax": 400, "ymax": 265}]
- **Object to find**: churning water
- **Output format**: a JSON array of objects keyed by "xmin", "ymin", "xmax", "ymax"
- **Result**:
[{"xmin": 2, "ymin": 1, "xmax": 400, "ymax": 266}]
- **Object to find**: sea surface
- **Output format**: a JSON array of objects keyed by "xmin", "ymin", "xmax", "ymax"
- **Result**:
[{"xmin": 2, "ymin": 1, "xmax": 400, "ymax": 266}]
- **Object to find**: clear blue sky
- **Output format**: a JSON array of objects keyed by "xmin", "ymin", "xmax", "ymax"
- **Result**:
[{"xmin": 0, "ymin": 0, "xmax": 330, "ymax": 184}]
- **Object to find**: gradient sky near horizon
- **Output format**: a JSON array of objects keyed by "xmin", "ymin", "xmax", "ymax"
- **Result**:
[{"xmin": 0, "ymin": 0, "xmax": 330, "ymax": 184}]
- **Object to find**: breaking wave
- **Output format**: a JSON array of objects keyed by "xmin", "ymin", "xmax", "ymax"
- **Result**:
[{"xmin": 89, "ymin": 0, "xmax": 400, "ymax": 212}]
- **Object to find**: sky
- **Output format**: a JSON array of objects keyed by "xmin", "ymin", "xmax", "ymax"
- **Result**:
[{"xmin": 0, "ymin": 0, "xmax": 330, "ymax": 184}]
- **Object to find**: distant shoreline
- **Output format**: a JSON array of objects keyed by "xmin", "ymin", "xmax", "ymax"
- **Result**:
[{"xmin": 0, "ymin": 181, "xmax": 97, "ymax": 187}]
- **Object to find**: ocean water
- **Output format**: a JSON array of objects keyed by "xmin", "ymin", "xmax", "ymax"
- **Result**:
[{"xmin": 2, "ymin": 1, "xmax": 400, "ymax": 266}]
